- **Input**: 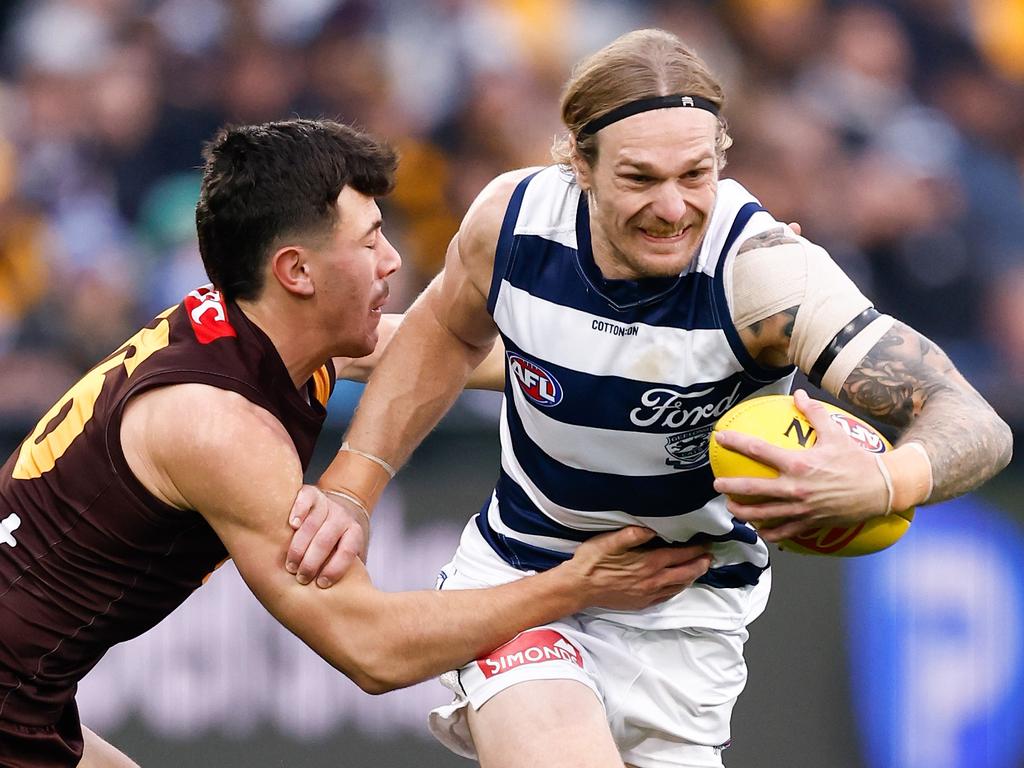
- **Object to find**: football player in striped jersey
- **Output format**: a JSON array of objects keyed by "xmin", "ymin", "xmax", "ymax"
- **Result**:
[{"xmin": 299, "ymin": 29, "xmax": 1011, "ymax": 768}]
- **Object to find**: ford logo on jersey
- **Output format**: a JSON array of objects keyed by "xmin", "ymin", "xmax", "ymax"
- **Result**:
[{"xmin": 508, "ymin": 353, "xmax": 563, "ymax": 407}]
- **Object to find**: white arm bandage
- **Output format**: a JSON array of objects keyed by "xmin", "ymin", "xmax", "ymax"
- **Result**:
[{"xmin": 727, "ymin": 235, "xmax": 894, "ymax": 396}]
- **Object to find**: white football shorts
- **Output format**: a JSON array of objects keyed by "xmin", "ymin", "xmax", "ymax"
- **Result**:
[{"xmin": 428, "ymin": 526, "xmax": 756, "ymax": 768}]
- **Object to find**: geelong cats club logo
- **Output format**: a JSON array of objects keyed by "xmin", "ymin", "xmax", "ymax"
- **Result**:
[
  {"xmin": 508, "ymin": 353, "xmax": 563, "ymax": 407},
  {"xmin": 664, "ymin": 425, "xmax": 715, "ymax": 469}
]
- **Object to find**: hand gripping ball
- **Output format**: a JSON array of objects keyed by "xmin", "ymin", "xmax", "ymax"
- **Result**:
[{"xmin": 709, "ymin": 394, "xmax": 914, "ymax": 556}]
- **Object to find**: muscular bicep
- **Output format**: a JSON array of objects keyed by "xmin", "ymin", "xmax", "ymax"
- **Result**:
[
  {"xmin": 731, "ymin": 226, "xmax": 804, "ymax": 365},
  {"xmin": 736, "ymin": 305, "xmax": 799, "ymax": 368},
  {"xmin": 430, "ymin": 168, "xmax": 539, "ymax": 349},
  {"xmin": 134, "ymin": 386, "xmax": 384, "ymax": 676},
  {"xmin": 430, "ymin": 234, "xmax": 494, "ymax": 349},
  {"xmin": 128, "ymin": 385, "xmax": 311, "ymax": 576}
]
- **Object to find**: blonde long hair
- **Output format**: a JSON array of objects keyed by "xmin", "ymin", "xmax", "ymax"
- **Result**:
[{"xmin": 552, "ymin": 29, "xmax": 732, "ymax": 169}]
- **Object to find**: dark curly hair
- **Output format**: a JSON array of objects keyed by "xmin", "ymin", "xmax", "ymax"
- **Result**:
[{"xmin": 195, "ymin": 119, "xmax": 397, "ymax": 302}]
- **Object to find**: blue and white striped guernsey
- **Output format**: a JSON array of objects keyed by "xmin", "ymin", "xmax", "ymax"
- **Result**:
[{"xmin": 478, "ymin": 166, "xmax": 797, "ymax": 629}]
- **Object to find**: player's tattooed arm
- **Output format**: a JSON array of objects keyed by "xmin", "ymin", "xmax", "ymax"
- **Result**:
[{"xmin": 840, "ymin": 321, "xmax": 1013, "ymax": 502}]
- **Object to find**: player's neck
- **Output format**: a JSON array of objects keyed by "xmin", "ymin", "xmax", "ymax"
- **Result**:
[
  {"xmin": 236, "ymin": 298, "xmax": 327, "ymax": 390},
  {"xmin": 590, "ymin": 236, "xmax": 638, "ymax": 280}
]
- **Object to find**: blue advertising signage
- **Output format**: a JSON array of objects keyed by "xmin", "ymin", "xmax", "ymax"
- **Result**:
[{"xmin": 845, "ymin": 496, "xmax": 1024, "ymax": 768}]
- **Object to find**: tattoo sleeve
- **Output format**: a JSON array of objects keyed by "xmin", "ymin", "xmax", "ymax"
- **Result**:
[{"xmin": 839, "ymin": 321, "xmax": 1012, "ymax": 502}]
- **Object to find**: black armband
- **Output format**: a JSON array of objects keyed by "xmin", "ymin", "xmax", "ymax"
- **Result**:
[{"xmin": 808, "ymin": 307, "xmax": 881, "ymax": 388}]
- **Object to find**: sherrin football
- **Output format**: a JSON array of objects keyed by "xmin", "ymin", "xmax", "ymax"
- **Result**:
[{"xmin": 708, "ymin": 394, "xmax": 914, "ymax": 557}]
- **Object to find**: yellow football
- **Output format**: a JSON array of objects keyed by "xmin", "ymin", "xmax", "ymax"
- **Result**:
[{"xmin": 708, "ymin": 394, "xmax": 914, "ymax": 557}]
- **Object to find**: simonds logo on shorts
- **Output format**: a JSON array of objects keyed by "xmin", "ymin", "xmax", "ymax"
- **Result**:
[
  {"xmin": 507, "ymin": 353, "xmax": 562, "ymax": 407},
  {"xmin": 477, "ymin": 629, "xmax": 583, "ymax": 679}
]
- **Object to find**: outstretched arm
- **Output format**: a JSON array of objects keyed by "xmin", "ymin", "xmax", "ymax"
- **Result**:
[{"xmin": 120, "ymin": 383, "xmax": 711, "ymax": 692}]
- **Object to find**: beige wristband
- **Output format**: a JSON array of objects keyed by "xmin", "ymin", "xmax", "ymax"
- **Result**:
[
  {"xmin": 880, "ymin": 442, "xmax": 934, "ymax": 513},
  {"xmin": 319, "ymin": 448, "xmax": 393, "ymax": 512},
  {"xmin": 340, "ymin": 442, "xmax": 397, "ymax": 478}
]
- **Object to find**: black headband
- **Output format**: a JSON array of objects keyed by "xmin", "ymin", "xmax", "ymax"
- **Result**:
[{"xmin": 578, "ymin": 94, "xmax": 720, "ymax": 137}]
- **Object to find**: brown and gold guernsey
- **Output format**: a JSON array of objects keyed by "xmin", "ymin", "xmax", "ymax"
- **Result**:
[{"xmin": 0, "ymin": 286, "xmax": 334, "ymax": 754}]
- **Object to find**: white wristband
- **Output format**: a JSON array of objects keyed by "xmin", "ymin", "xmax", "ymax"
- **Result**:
[
  {"xmin": 873, "ymin": 454, "xmax": 895, "ymax": 516},
  {"xmin": 340, "ymin": 442, "xmax": 397, "ymax": 479}
]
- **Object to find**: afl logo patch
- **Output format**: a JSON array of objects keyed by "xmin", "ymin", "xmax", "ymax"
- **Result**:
[
  {"xmin": 508, "ymin": 353, "xmax": 563, "ymax": 407},
  {"xmin": 829, "ymin": 413, "xmax": 886, "ymax": 453}
]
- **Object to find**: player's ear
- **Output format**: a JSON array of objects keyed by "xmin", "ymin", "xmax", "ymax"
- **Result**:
[
  {"xmin": 270, "ymin": 245, "xmax": 314, "ymax": 297},
  {"xmin": 568, "ymin": 135, "xmax": 593, "ymax": 193}
]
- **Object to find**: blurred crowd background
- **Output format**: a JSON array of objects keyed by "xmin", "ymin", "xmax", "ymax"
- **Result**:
[{"xmin": 0, "ymin": 0, "xmax": 1022, "ymax": 434}]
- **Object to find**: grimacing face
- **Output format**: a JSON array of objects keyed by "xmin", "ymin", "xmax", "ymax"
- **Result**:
[
  {"xmin": 574, "ymin": 107, "xmax": 720, "ymax": 281},
  {"xmin": 311, "ymin": 186, "xmax": 401, "ymax": 358}
]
